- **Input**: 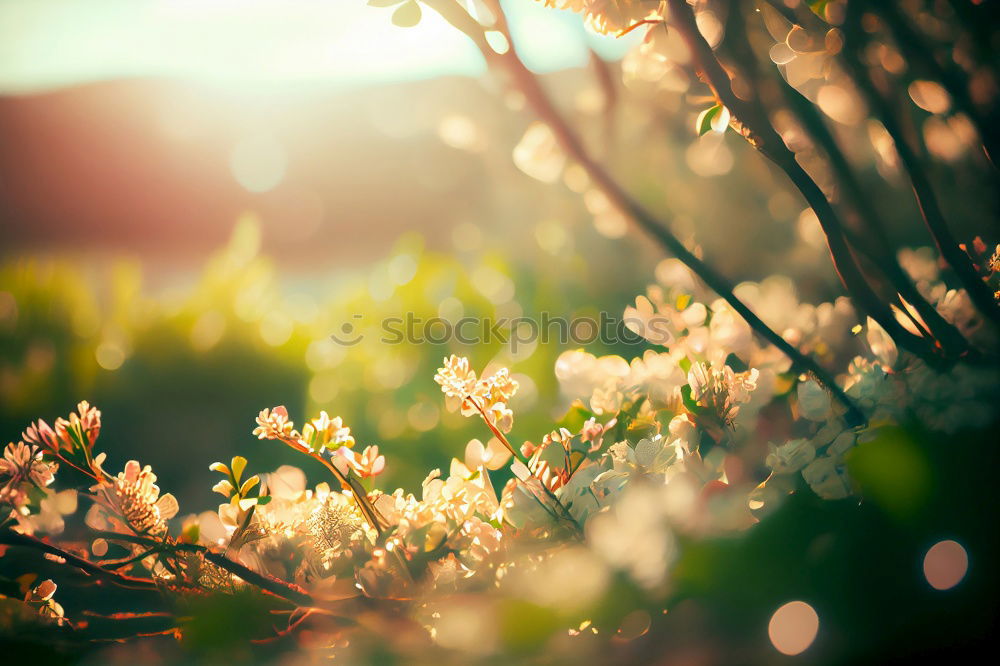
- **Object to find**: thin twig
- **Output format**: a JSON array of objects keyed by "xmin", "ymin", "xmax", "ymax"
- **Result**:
[
  {"xmin": 269, "ymin": 434, "xmax": 415, "ymax": 584},
  {"xmin": 273, "ymin": 434, "xmax": 388, "ymax": 534},
  {"xmin": 0, "ymin": 529, "xmax": 159, "ymax": 590},
  {"xmin": 467, "ymin": 396, "xmax": 582, "ymax": 535},
  {"xmin": 92, "ymin": 530, "xmax": 315, "ymax": 606},
  {"xmin": 104, "ymin": 546, "xmax": 162, "ymax": 570}
]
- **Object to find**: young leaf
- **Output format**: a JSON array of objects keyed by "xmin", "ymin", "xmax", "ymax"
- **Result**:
[
  {"xmin": 556, "ymin": 401, "xmax": 595, "ymax": 432},
  {"xmin": 696, "ymin": 104, "xmax": 722, "ymax": 136},
  {"xmin": 711, "ymin": 105, "xmax": 731, "ymax": 133},
  {"xmin": 230, "ymin": 456, "xmax": 248, "ymax": 484},
  {"xmin": 240, "ymin": 475, "xmax": 260, "ymax": 497},
  {"xmin": 681, "ymin": 384, "xmax": 703, "ymax": 414},
  {"xmin": 212, "ymin": 479, "xmax": 235, "ymax": 498},
  {"xmin": 392, "ymin": 1, "xmax": 422, "ymax": 27}
]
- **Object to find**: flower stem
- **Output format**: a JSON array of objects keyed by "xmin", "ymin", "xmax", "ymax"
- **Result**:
[{"xmin": 468, "ymin": 396, "xmax": 582, "ymax": 536}]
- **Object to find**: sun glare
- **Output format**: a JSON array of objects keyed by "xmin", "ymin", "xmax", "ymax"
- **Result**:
[
  {"xmin": 0, "ymin": 0, "xmax": 635, "ymax": 94},
  {"xmin": 230, "ymin": 134, "xmax": 287, "ymax": 193}
]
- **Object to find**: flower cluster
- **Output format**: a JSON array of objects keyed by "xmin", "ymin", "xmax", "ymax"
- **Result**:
[
  {"xmin": 540, "ymin": 0, "xmax": 663, "ymax": 36},
  {"xmin": 435, "ymin": 354, "xmax": 519, "ymax": 433},
  {"xmin": 0, "ymin": 442, "xmax": 57, "ymax": 507},
  {"xmin": 253, "ymin": 406, "xmax": 381, "ymax": 481},
  {"xmin": 0, "ymin": 403, "xmax": 104, "ymax": 535},
  {"xmin": 687, "ymin": 361, "xmax": 760, "ymax": 426},
  {"xmin": 108, "ymin": 461, "xmax": 179, "ymax": 536}
]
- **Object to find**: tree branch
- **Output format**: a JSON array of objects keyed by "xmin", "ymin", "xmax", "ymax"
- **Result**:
[
  {"xmin": 874, "ymin": 2, "xmax": 999, "ymax": 165},
  {"xmin": 665, "ymin": 0, "xmax": 940, "ymax": 364},
  {"xmin": 1, "ymin": 529, "xmax": 159, "ymax": 590},
  {"xmin": 841, "ymin": 5, "xmax": 1000, "ymax": 327},
  {"xmin": 92, "ymin": 531, "xmax": 314, "ymax": 607},
  {"xmin": 733, "ymin": 3, "xmax": 973, "ymax": 358},
  {"xmin": 426, "ymin": 0, "xmax": 866, "ymax": 426}
]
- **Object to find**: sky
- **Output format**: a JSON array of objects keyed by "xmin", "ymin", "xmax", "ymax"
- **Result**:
[{"xmin": 0, "ymin": 0, "xmax": 637, "ymax": 94}]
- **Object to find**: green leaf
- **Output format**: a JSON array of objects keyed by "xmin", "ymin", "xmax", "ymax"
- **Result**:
[
  {"xmin": 678, "ymin": 356, "xmax": 692, "ymax": 374},
  {"xmin": 392, "ymin": 1, "xmax": 422, "ymax": 27},
  {"xmin": 556, "ymin": 401, "xmax": 594, "ymax": 432},
  {"xmin": 627, "ymin": 417, "xmax": 659, "ymax": 439},
  {"xmin": 239, "ymin": 475, "xmax": 260, "ymax": 497},
  {"xmin": 807, "ymin": 0, "xmax": 831, "ymax": 17},
  {"xmin": 255, "ymin": 495, "xmax": 272, "ymax": 506},
  {"xmin": 681, "ymin": 384, "xmax": 704, "ymax": 415},
  {"xmin": 696, "ymin": 104, "xmax": 722, "ymax": 136}
]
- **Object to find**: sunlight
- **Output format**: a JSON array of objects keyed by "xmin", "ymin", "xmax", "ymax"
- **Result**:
[
  {"xmin": 0, "ymin": 0, "xmax": 478, "ymax": 92},
  {"xmin": 0, "ymin": 0, "xmax": 634, "ymax": 94},
  {"xmin": 1, "ymin": 0, "xmax": 997, "ymax": 661}
]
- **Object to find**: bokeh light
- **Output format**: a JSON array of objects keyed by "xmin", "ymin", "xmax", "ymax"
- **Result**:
[
  {"xmin": 229, "ymin": 134, "xmax": 287, "ymax": 193},
  {"xmin": 768, "ymin": 601, "xmax": 819, "ymax": 656},
  {"xmin": 1, "ymin": 0, "xmax": 997, "ymax": 662},
  {"xmin": 923, "ymin": 540, "xmax": 969, "ymax": 591}
]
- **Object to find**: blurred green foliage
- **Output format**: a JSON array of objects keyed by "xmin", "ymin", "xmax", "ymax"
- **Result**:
[{"xmin": 0, "ymin": 215, "xmax": 654, "ymax": 508}]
